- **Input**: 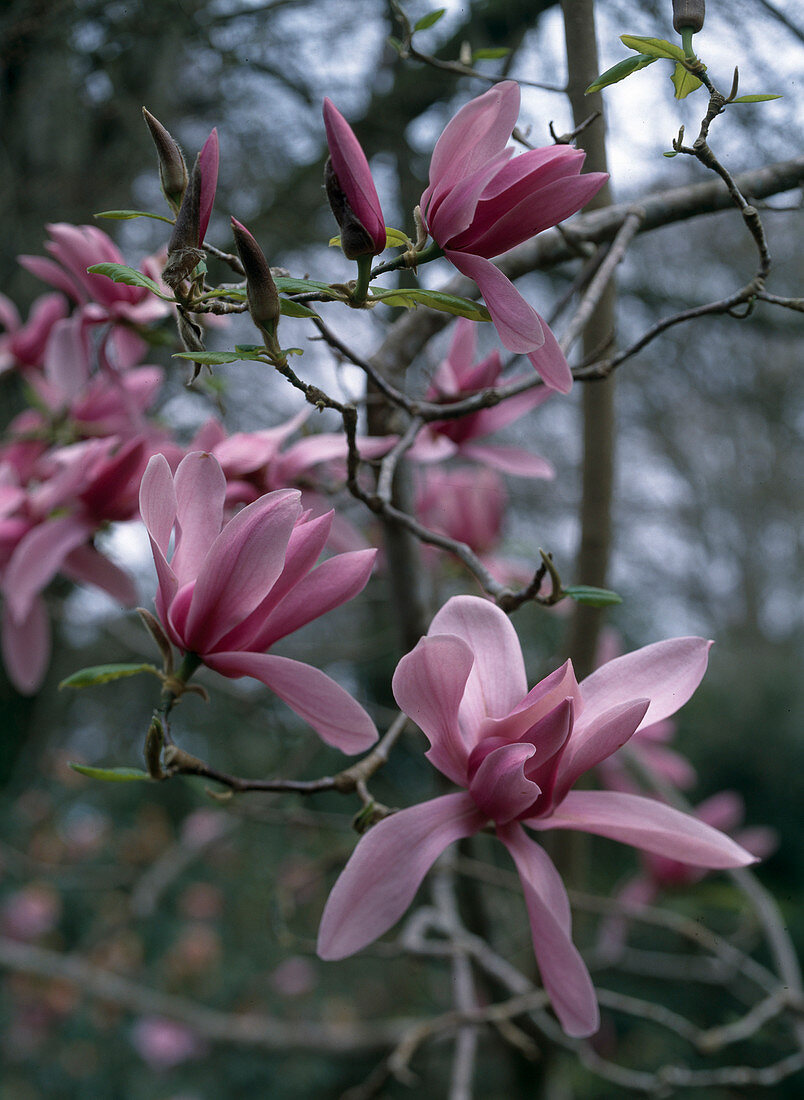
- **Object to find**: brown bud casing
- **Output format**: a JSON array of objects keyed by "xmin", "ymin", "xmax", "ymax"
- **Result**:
[
  {"xmin": 163, "ymin": 156, "xmax": 204, "ymax": 289},
  {"xmin": 324, "ymin": 158, "xmax": 375, "ymax": 260},
  {"xmin": 231, "ymin": 218, "xmax": 280, "ymax": 336},
  {"xmin": 142, "ymin": 107, "xmax": 188, "ymax": 208},
  {"xmin": 673, "ymin": 0, "xmax": 705, "ymax": 32}
]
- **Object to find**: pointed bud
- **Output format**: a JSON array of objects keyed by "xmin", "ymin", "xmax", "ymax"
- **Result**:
[
  {"xmin": 197, "ymin": 129, "xmax": 219, "ymax": 245},
  {"xmin": 163, "ymin": 155, "xmax": 204, "ymax": 289},
  {"xmin": 142, "ymin": 107, "xmax": 188, "ymax": 209},
  {"xmin": 322, "ymin": 99, "xmax": 386, "ymax": 259},
  {"xmin": 673, "ymin": 0, "xmax": 705, "ymax": 32},
  {"xmin": 231, "ymin": 217, "xmax": 280, "ymax": 339}
]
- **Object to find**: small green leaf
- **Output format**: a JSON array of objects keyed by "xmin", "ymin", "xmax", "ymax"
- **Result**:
[
  {"xmin": 563, "ymin": 585, "xmax": 623, "ymax": 607},
  {"xmin": 94, "ymin": 209, "xmax": 174, "ymax": 224},
  {"xmin": 173, "ymin": 350, "xmax": 266, "ymax": 365},
  {"xmin": 59, "ymin": 663, "xmax": 161, "ymax": 689},
  {"xmin": 585, "ymin": 53, "xmax": 657, "ymax": 94},
  {"xmin": 86, "ymin": 262, "xmax": 174, "ymax": 301},
  {"xmin": 414, "ymin": 8, "xmax": 446, "ymax": 32},
  {"xmin": 620, "ymin": 34, "xmax": 686, "ymax": 62},
  {"xmin": 370, "ymin": 287, "xmax": 491, "ymax": 322},
  {"xmin": 663, "ymin": 150, "xmax": 680, "ymax": 157},
  {"xmin": 730, "ymin": 93, "xmax": 782, "ymax": 103},
  {"xmin": 472, "ymin": 47, "xmax": 511, "ymax": 60},
  {"xmin": 329, "ymin": 227, "xmax": 410, "ymax": 250},
  {"xmin": 69, "ymin": 763, "xmax": 152, "ymax": 782},
  {"xmin": 279, "ymin": 299, "xmax": 318, "ymax": 319},
  {"xmin": 387, "ymin": 35, "xmax": 405, "ymax": 55},
  {"xmin": 671, "ymin": 61, "xmax": 702, "ymax": 99}
]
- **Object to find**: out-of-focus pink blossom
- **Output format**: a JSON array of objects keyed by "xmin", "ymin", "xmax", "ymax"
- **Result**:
[
  {"xmin": 411, "ymin": 318, "xmax": 553, "ymax": 478},
  {"xmin": 19, "ymin": 224, "xmax": 170, "ymax": 330},
  {"xmin": 318, "ymin": 596, "xmax": 756, "ymax": 1037},
  {"xmin": 0, "ymin": 292, "xmax": 68, "ymax": 374},
  {"xmin": 140, "ymin": 451, "xmax": 378, "ymax": 753},
  {"xmin": 421, "ymin": 83, "xmax": 607, "ymax": 393},
  {"xmin": 130, "ymin": 1017, "xmax": 205, "ymax": 1071},
  {"xmin": 1, "ymin": 884, "xmax": 61, "ymax": 941},
  {"xmin": 270, "ymin": 955, "xmax": 317, "ymax": 996},
  {"xmin": 323, "ymin": 99, "xmax": 386, "ymax": 257}
]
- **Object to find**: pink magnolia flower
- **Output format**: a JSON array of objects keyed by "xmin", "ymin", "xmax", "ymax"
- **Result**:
[
  {"xmin": 19, "ymin": 224, "xmax": 169, "ymax": 330},
  {"xmin": 317, "ymin": 595, "xmax": 755, "ymax": 1037},
  {"xmin": 411, "ymin": 318, "xmax": 553, "ymax": 478},
  {"xmin": 0, "ymin": 291, "xmax": 68, "ymax": 374},
  {"xmin": 139, "ymin": 450, "xmax": 378, "ymax": 753},
  {"xmin": 323, "ymin": 98, "xmax": 386, "ymax": 257},
  {"xmin": 130, "ymin": 1016, "xmax": 204, "ymax": 1070},
  {"xmin": 421, "ymin": 82, "xmax": 607, "ymax": 393}
]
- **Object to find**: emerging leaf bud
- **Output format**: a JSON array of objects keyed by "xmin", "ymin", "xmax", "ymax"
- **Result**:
[
  {"xmin": 142, "ymin": 107, "xmax": 188, "ymax": 209},
  {"xmin": 231, "ymin": 217, "xmax": 280, "ymax": 339},
  {"xmin": 673, "ymin": 0, "xmax": 705, "ymax": 32},
  {"xmin": 163, "ymin": 155, "xmax": 204, "ymax": 289}
]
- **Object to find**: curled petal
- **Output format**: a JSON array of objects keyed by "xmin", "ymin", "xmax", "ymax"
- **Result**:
[
  {"xmin": 429, "ymin": 595, "xmax": 528, "ymax": 725},
  {"xmin": 468, "ymin": 742, "xmax": 539, "ymax": 824},
  {"xmin": 393, "ymin": 634, "xmax": 475, "ymax": 786},
  {"xmin": 318, "ymin": 793, "xmax": 485, "ymax": 959},
  {"xmin": 205, "ymin": 650, "xmax": 377, "ymax": 754}
]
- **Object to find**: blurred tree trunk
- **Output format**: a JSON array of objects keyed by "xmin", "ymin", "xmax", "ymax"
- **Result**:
[{"xmin": 562, "ymin": 0, "xmax": 616, "ymax": 679}]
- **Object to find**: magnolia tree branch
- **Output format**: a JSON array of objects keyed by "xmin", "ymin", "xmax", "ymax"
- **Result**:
[{"xmin": 0, "ymin": 935, "xmax": 406, "ymax": 1054}]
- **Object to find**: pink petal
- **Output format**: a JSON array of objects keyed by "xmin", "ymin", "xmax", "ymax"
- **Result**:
[
  {"xmin": 428, "ymin": 149, "xmax": 513, "ymax": 245},
  {"xmin": 479, "ymin": 665, "xmax": 580, "ymax": 746},
  {"xmin": 458, "ymin": 382, "xmax": 551, "ymax": 440},
  {"xmin": 43, "ymin": 316, "xmax": 91, "ymax": 407},
  {"xmin": 4, "ymin": 514, "xmax": 92, "ymax": 623},
  {"xmin": 529, "ymin": 790, "xmax": 759, "ymax": 868},
  {"xmin": 460, "ymin": 443, "xmax": 554, "ymax": 480},
  {"xmin": 197, "ymin": 129, "xmax": 219, "ymax": 244},
  {"xmin": 553, "ymin": 698, "xmax": 650, "ymax": 803},
  {"xmin": 170, "ymin": 452, "xmax": 226, "ymax": 586},
  {"xmin": 317, "ymin": 793, "xmax": 485, "ymax": 959},
  {"xmin": 2, "ymin": 596, "xmax": 51, "ymax": 695},
  {"xmin": 428, "ymin": 595, "xmax": 528, "ymax": 724},
  {"xmin": 446, "ymin": 317, "xmax": 477, "ymax": 375},
  {"xmin": 468, "ymin": 742, "xmax": 539, "ymax": 824},
  {"xmin": 579, "ymin": 637, "xmax": 712, "ymax": 733},
  {"xmin": 139, "ymin": 453, "xmax": 179, "ymax": 620},
  {"xmin": 423, "ymin": 81, "xmax": 520, "ymax": 214},
  {"xmin": 18, "ymin": 254, "xmax": 86, "ymax": 303},
  {"xmin": 182, "ymin": 489, "xmax": 301, "ymax": 652},
  {"xmin": 498, "ymin": 823, "xmax": 599, "ymax": 1037},
  {"xmin": 62, "ymin": 544, "xmax": 138, "ymax": 606},
  {"xmin": 443, "ymin": 250, "xmax": 543, "ymax": 352},
  {"xmin": 392, "ymin": 633, "xmax": 476, "ymax": 786},
  {"xmin": 204, "ymin": 651, "xmax": 377, "ymax": 754},
  {"xmin": 250, "ymin": 547, "xmax": 376, "ymax": 650},
  {"xmin": 322, "ymin": 99, "xmax": 386, "ymax": 252},
  {"xmin": 525, "ymin": 320, "xmax": 573, "ymax": 394}
]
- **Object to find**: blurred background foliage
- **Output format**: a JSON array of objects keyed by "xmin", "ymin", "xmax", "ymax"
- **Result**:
[{"xmin": 0, "ymin": 0, "xmax": 802, "ymax": 1095}]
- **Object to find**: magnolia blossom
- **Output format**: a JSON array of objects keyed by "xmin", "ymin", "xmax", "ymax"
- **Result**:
[
  {"xmin": 317, "ymin": 596, "xmax": 756, "ymax": 1036},
  {"xmin": 323, "ymin": 98, "xmax": 386, "ymax": 258},
  {"xmin": 0, "ymin": 292, "xmax": 68, "ymax": 374},
  {"xmin": 139, "ymin": 451, "xmax": 378, "ymax": 753},
  {"xmin": 421, "ymin": 82, "xmax": 607, "ymax": 393},
  {"xmin": 411, "ymin": 318, "xmax": 553, "ymax": 479}
]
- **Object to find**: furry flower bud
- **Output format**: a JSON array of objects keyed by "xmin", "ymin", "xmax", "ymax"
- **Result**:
[
  {"xmin": 231, "ymin": 217, "xmax": 280, "ymax": 338},
  {"xmin": 142, "ymin": 107, "xmax": 188, "ymax": 209}
]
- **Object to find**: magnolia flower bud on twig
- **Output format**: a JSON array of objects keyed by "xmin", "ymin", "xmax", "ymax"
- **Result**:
[
  {"xmin": 324, "ymin": 159, "xmax": 377, "ymax": 260},
  {"xmin": 673, "ymin": 0, "xmax": 705, "ymax": 33},
  {"xmin": 142, "ymin": 107, "xmax": 188, "ymax": 209},
  {"xmin": 163, "ymin": 155, "xmax": 204, "ymax": 289},
  {"xmin": 230, "ymin": 217, "xmax": 280, "ymax": 338}
]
